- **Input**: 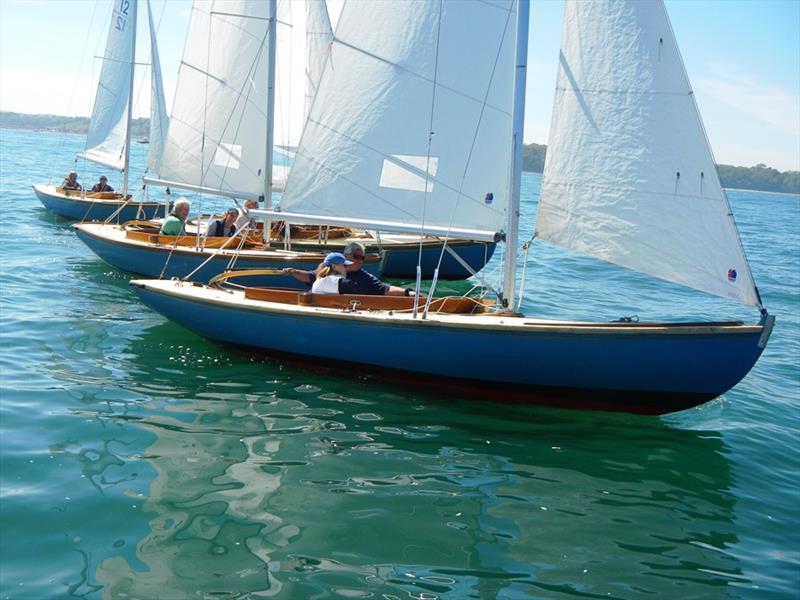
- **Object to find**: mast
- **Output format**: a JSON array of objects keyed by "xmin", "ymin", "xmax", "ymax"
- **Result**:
[
  {"xmin": 264, "ymin": 0, "xmax": 277, "ymax": 210},
  {"xmin": 122, "ymin": 0, "xmax": 139, "ymax": 197},
  {"xmin": 502, "ymin": 0, "xmax": 530, "ymax": 308}
]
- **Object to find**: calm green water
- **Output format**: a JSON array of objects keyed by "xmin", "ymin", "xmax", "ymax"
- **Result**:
[{"xmin": 1, "ymin": 128, "xmax": 798, "ymax": 599}]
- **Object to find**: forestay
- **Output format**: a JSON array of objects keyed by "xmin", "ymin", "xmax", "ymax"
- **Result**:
[
  {"xmin": 146, "ymin": 0, "xmax": 169, "ymax": 173},
  {"xmin": 81, "ymin": 0, "xmax": 137, "ymax": 171},
  {"xmin": 536, "ymin": 0, "xmax": 759, "ymax": 306},
  {"xmin": 154, "ymin": 0, "xmax": 272, "ymax": 199},
  {"xmin": 274, "ymin": 0, "xmax": 518, "ymax": 241}
]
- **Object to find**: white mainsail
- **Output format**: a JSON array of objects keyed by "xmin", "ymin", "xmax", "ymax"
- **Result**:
[
  {"xmin": 536, "ymin": 0, "xmax": 759, "ymax": 306},
  {"xmin": 146, "ymin": 0, "xmax": 169, "ymax": 173},
  {"xmin": 80, "ymin": 0, "xmax": 137, "ymax": 171},
  {"xmin": 271, "ymin": 0, "xmax": 518, "ymax": 241},
  {"xmin": 153, "ymin": 0, "xmax": 273, "ymax": 200},
  {"xmin": 304, "ymin": 0, "xmax": 333, "ymax": 120}
]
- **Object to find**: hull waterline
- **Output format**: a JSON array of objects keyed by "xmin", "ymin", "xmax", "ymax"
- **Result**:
[
  {"xmin": 130, "ymin": 279, "xmax": 774, "ymax": 414},
  {"xmin": 33, "ymin": 184, "xmax": 164, "ymax": 221}
]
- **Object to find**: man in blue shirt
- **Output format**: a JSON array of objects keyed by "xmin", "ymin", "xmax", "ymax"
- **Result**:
[{"xmin": 284, "ymin": 241, "xmax": 412, "ymax": 296}]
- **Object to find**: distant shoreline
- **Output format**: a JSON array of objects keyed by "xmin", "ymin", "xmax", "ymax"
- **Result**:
[
  {"xmin": 725, "ymin": 187, "xmax": 799, "ymax": 198},
  {"xmin": 2, "ymin": 111, "xmax": 797, "ymax": 195}
]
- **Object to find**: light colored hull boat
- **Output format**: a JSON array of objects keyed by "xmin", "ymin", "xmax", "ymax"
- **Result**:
[{"xmin": 33, "ymin": 185, "xmax": 164, "ymax": 222}]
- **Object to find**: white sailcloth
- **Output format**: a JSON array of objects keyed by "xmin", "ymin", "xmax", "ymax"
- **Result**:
[
  {"xmin": 272, "ymin": 0, "xmax": 308, "ymax": 152},
  {"xmin": 146, "ymin": 0, "xmax": 169, "ymax": 173},
  {"xmin": 276, "ymin": 0, "xmax": 518, "ymax": 241},
  {"xmin": 81, "ymin": 0, "xmax": 137, "ymax": 171},
  {"xmin": 304, "ymin": 0, "xmax": 332, "ymax": 120},
  {"xmin": 155, "ymin": 0, "xmax": 272, "ymax": 199},
  {"xmin": 536, "ymin": 0, "xmax": 759, "ymax": 306}
]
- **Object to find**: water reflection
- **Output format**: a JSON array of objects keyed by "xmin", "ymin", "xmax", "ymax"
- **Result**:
[{"xmin": 55, "ymin": 323, "xmax": 744, "ymax": 598}]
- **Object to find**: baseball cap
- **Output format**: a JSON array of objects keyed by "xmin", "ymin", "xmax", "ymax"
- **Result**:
[{"xmin": 323, "ymin": 252, "xmax": 354, "ymax": 267}]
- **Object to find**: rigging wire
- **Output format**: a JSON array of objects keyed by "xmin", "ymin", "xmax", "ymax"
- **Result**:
[
  {"xmin": 413, "ymin": 0, "xmax": 444, "ymax": 319},
  {"xmin": 516, "ymin": 230, "xmax": 536, "ymax": 310},
  {"xmin": 424, "ymin": 1, "xmax": 515, "ymax": 314}
]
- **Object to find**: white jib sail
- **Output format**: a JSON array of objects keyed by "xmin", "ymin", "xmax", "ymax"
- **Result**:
[
  {"xmin": 154, "ymin": 0, "xmax": 272, "ymax": 199},
  {"xmin": 536, "ymin": 0, "xmax": 759, "ymax": 306},
  {"xmin": 272, "ymin": 0, "xmax": 308, "ymax": 152},
  {"xmin": 146, "ymin": 0, "xmax": 169, "ymax": 173},
  {"xmin": 81, "ymin": 0, "xmax": 137, "ymax": 171},
  {"xmin": 304, "ymin": 0, "xmax": 332, "ymax": 121},
  {"xmin": 276, "ymin": 0, "xmax": 518, "ymax": 241}
]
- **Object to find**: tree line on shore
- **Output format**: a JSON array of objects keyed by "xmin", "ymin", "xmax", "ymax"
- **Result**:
[
  {"xmin": 2, "ymin": 111, "xmax": 797, "ymax": 195},
  {"xmin": 0, "ymin": 112, "xmax": 149, "ymax": 138}
]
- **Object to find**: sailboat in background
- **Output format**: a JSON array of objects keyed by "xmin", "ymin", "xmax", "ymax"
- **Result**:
[
  {"xmin": 130, "ymin": 0, "xmax": 775, "ymax": 414},
  {"xmin": 74, "ymin": 0, "xmax": 495, "ymax": 283},
  {"xmin": 33, "ymin": 0, "xmax": 168, "ymax": 222}
]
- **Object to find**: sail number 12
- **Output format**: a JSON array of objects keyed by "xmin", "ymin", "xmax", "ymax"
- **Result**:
[{"xmin": 115, "ymin": 0, "xmax": 130, "ymax": 32}]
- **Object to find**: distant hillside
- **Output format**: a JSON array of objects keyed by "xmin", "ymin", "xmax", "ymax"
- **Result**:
[
  {"xmin": 2, "ymin": 112, "xmax": 796, "ymax": 195},
  {"xmin": 522, "ymin": 142, "xmax": 546, "ymax": 174},
  {"xmin": 0, "ymin": 111, "xmax": 149, "ymax": 138},
  {"xmin": 716, "ymin": 164, "xmax": 799, "ymax": 195},
  {"xmin": 521, "ymin": 143, "xmax": 798, "ymax": 195}
]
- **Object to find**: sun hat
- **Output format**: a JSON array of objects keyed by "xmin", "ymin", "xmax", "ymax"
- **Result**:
[{"xmin": 323, "ymin": 252, "xmax": 354, "ymax": 267}]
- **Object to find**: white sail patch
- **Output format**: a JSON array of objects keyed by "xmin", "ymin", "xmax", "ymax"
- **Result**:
[
  {"xmin": 379, "ymin": 155, "xmax": 438, "ymax": 193},
  {"xmin": 214, "ymin": 143, "xmax": 242, "ymax": 170}
]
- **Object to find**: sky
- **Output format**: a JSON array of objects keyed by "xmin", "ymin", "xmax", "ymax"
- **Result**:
[{"xmin": 1, "ymin": 0, "xmax": 798, "ymax": 171}]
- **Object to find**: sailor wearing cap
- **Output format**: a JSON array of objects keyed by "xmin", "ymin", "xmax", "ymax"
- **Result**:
[{"xmin": 310, "ymin": 252, "xmax": 353, "ymax": 294}]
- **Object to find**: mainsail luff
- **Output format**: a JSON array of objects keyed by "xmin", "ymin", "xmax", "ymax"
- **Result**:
[
  {"xmin": 536, "ymin": 0, "xmax": 759, "ymax": 306},
  {"xmin": 121, "ymin": 0, "xmax": 138, "ymax": 195},
  {"xmin": 80, "ymin": 0, "xmax": 138, "ymax": 172},
  {"xmin": 274, "ymin": 0, "xmax": 518, "ymax": 242},
  {"xmin": 264, "ymin": 0, "xmax": 277, "ymax": 206},
  {"xmin": 502, "ymin": 0, "xmax": 529, "ymax": 308}
]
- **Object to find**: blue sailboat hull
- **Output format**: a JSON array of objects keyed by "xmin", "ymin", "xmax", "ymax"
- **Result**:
[
  {"xmin": 74, "ymin": 224, "xmax": 382, "ymax": 288},
  {"xmin": 378, "ymin": 241, "xmax": 496, "ymax": 279},
  {"xmin": 33, "ymin": 185, "xmax": 164, "ymax": 222},
  {"xmin": 130, "ymin": 280, "xmax": 772, "ymax": 414}
]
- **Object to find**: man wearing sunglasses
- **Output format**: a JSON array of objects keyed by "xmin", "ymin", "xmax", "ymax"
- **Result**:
[{"xmin": 283, "ymin": 241, "xmax": 412, "ymax": 296}]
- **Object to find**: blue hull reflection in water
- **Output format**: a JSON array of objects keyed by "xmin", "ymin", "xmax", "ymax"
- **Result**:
[{"xmin": 87, "ymin": 324, "xmax": 741, "ymax": 598}]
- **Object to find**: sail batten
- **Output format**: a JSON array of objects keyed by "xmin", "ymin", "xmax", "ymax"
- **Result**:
[{"xmin": 537, "ymin": 0, "xmax": 759, "ymax": 306}]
